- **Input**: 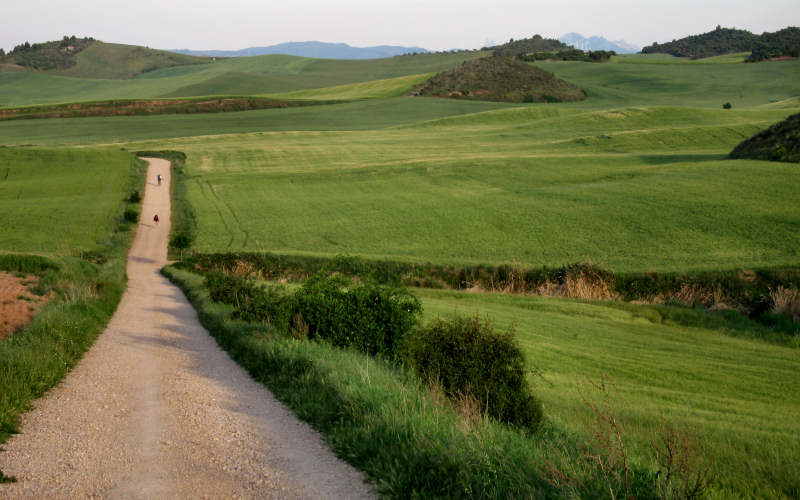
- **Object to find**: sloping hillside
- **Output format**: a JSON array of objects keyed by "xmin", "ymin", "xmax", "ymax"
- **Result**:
[
  {"xmin": 0, "ymin": 36, "xmax": 95, "ymax": 71},
  {"xmin": 642, "ymin": 25, "xmax": 800, "ymax": 61},
  {"xmin": 642, "ymin": 26, "xmax": 757, "ymax": 59},
  {"xmin": 0, "ymin": 37, "xmax": 212, "ymax": 79},
  {"xmin": 56, "ymin": 41, "xmax": 212, "ymax": 79},
  {"xmin": 490, "ymin": 35, "xmax": 567, "ymax": 57},
  {"xmin": 729, "ymin": 112, "xmax": 800, "ymax": 162},
  {"xmin": 749, "ymin": 27, "xmax": 800, "ymax": 62},
  {"xmin": 411, "ymin": 56, "xmax": 586, "ymax": 103}
]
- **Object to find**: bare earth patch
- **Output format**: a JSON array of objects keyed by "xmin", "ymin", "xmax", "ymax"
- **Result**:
[{"xmin": 0, "ymin": 272, "xmax": 47, "ymax": 339}]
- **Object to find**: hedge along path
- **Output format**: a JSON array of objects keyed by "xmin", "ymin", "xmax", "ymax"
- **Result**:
[{"xmin": 0, "ymin": 158, "xmax": 373, "ymax": 499}]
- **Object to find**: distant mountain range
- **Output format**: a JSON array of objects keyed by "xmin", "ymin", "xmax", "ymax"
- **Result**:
[
  {"xmin": 170, "ymin": 41, "xmax": 430, "ymax": 59},
  {"xmin": 559, "ymin": 33, "xmax": 640, "ymax": 54}
]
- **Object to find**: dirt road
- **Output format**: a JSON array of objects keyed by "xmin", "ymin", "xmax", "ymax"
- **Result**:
[{"xmin": 0, "ymin": 158, "xmax": 374, "ymax": 499}]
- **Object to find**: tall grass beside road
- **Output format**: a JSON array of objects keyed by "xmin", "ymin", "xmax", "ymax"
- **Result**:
[{"xmin": 0, "ymin": 151, "xmax": 145, "ymax": 481}]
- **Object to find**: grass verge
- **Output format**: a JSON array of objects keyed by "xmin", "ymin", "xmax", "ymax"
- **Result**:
[
  {"xmin": 180, "ymin": 252, "xmax": 800, "ymax": 345},
  {"xmin": 0, "ymin": 155, "xmax": 146, "ymax": 481},
  {"xmin": 164, "ymin": 265, "xmax": 661, "ymax": 498}
]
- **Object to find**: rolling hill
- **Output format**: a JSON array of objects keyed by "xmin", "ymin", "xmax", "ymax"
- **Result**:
[
  {"xmin": 0, "ymin": 37, "xmax": 211, "ymax": 79},
  {"xmin": 0, "ymin": 48, "xmax": 488, "ymax": 106},
  {"xmin": 642, "ymin": 25, "xmax": 800, "ymax": 61},
  {"xmin": 730, "ymin": 112, "xmax": 800, "ymax": 162},
  {"xmin": 411, "ymin": 56, "xmax": 586, "ymax": 102},
  {"xmin": 489, "ymin": 34, "xmax": 567, "ymax": 57}
]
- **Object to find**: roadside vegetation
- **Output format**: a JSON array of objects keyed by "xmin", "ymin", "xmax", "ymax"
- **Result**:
[
  {"xmin": 181, "ymin": 253, "xmax": 800, "ymax": 345},
  {"xmin": 0, "ymin": 148, "xmax": 145, "ymax": 482},
  {"xmin": 133, "ymin": 151, "xmax": 196, "ymax": 258},
  {"xmin": 164, "ymin": 262, "xmax": 799, "ymax": 498}
]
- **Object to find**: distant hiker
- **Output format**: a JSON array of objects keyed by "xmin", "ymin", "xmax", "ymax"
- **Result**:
[
  {"xmin": 153, "ymin": 214, "xmax": 159, "ymax": 224},
  {"xmin": 157, "ymin": 174, "xmax": 162, "ymax": 186}
]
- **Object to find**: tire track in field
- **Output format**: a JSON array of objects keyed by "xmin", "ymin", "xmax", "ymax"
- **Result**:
[
  {"xmin": 197, "ymin": 179, "xmax": 235, "ymax": 250},
  {"xmin": 207, "ymin": 181, "xmax": 250, "ymax": 249}
]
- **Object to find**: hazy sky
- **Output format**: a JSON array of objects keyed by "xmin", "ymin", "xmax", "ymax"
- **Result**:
[{"xmin": 2, "ymin": 0, "xmax": 798, "ymax": 52}]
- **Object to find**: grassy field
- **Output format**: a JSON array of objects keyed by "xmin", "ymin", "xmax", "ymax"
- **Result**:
[
  {"xmin": 0, "ymin": 50, "xmax": 798, "ymax": 497},
  {"xmin": 238, "ymin": 273, "xmax": 800, "ymax": 497},
  {"xmin": 1, "ymin": 51, "xmax": 795, "ymax": 109},
  {"xmin": 537, "ymin": 59, "xmax": 800, "ymax": 108},
  {"xmin": 53, "ymin": 41, "xmax": 212, "ymax": 79},
  {"xmin": 0, "ymin": 98, "xmax": 517, "ymax": 146},
  {"xmin": 417, "ymin": 288, "xmax": 800, "ymax": 498},
  {"xmin": 609, "ymin": 52, "xmax": 751, "ymax": 64},
  {"xmin": 0, "ymin": 51, "xmax": 488, "ymax": 106},
  {"xmin": 117, "ymin": 105, "xmax": 800, "ymax": 273},
  {"xmin": 0, "ymin": 148, "xmax": 137, "ymax": 254},
  {"xmin": 269, "ymin": 73, "xmax": 434, "ymax": 100}
]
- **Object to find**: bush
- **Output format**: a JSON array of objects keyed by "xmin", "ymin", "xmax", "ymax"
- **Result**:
[
  {"xmin": 723, "ymin": 102, "xmax": 732, "ymax": 109},
  {"xmin": 290, "ymin": 273, "xmax": 421, "ymax": 358},
  {"xmin": 127, "ymin": 190, "xmax": 141, "ymax": 203},
  {"xmin": 204, "ymin": 271, "xmax": 260, "ymax": 309},
  {"xmin": 123, "ymin": 208, "xmax": 138, "ymax": 223},
  {"xmin": 402, "ymin": 315, "xmax": 543, "ymax": 431},
  {"xmin": 169, "ymin": 232, "xmax": 191, "ymax": 250},
  {"xmin": 204, "ymin": 272, "xmax": 422, "ymax": 356}
]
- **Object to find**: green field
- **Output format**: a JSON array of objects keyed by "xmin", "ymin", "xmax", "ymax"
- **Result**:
[
  {"xmin": 537, "ymin": 59, "xmax": 800, "ymax": 108},
  {"xmin": 0, "ymin": 98, "xmax": 516, "ymax": 146},
  {"xmin": 0, "ymin": 51, "xmax": 488, "ymax": 107},
  {"xmin": 117, "ymin": 105, "xmax": 800, "ymax": 273},
  {"xmin": 609, "ymin": 52, "xmax": 751, "ymax": 64},
  {"xmin": 1, "ymin": 50, "xmax": 799, "ymax": 498},
  {"xmin": 0, "ymin": 148, "xmax": 135, "ymax": 254},
  {"xmin": 417, "ymin": 288, "xmax": 799, "ymax": 497}
]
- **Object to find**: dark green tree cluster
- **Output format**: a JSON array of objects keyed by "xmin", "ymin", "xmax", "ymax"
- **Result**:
[
  {"xmin": 519, "ymin": 48, "xmax": 616, "ymax": 63},
  {"xmin": 747, "ymin": 27, "xmax": 800, "ymax": 61},
  {"xmin": 0, "ymin": 36, "xmax": 95, "ymax": 70},
  {"xmin": 490, "ymin": 34, "xmax": 568, "ymax": 57},
  {"xmin": 641, "ymin": 26, "xmax": 758, "ymax": 59},
  {"xmin": 642, "ymin": 25, "xmax": 799, "ymax": 61}
]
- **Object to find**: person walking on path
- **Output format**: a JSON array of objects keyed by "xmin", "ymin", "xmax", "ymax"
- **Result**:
[
  {"xmin": 157, "ymin": 174, "xmax": 162, "ymax": 186},
  {"xmin": 153, "ymin": 214, "xmax": 159, "ymax": 224}
]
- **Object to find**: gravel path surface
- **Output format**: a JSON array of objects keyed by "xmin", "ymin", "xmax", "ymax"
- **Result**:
[{"xmin": 0, "ymin": 158, "xmax": 375, "ymax": 499}]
